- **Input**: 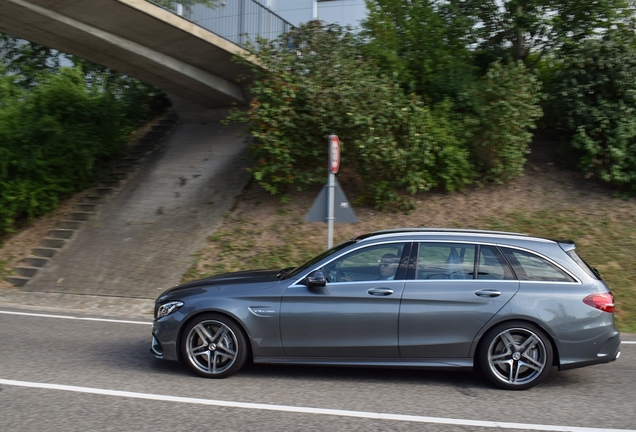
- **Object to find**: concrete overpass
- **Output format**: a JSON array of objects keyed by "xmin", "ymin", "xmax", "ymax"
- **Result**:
[{"xmin": 0, "ymin": 0, "xmax": 292, "ymax": 120}]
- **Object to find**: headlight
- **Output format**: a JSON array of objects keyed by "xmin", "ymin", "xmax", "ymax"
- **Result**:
[{"xmin": 156, "ymin": 300, "xmax": 184, "ymax": 319}]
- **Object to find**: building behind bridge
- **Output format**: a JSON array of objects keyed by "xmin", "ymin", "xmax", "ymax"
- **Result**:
[{"xmin": 255, "ymin": 0, "xmax": 367, "ymax": 28}]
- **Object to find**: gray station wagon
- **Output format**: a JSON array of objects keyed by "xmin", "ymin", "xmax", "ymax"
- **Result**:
[{"xmin": 151, "ymin": 228, "xmax": 621, "ymax": 390}]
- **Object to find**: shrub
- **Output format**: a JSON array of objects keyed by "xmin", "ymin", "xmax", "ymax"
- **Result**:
[
  {"xmin": 546, "ymin": 33, "xmax": 636, "ymax": 190},
  {"xmin": 227, "ymin": 21, "xmax": 472, "ymax": 209},
  {"xmin": 0, "ymin": 67, "xmax": 161, "ymax": 235},
  {"xmin": 462, "ymin": 61, "xmax": 543, "ymax": 182}
]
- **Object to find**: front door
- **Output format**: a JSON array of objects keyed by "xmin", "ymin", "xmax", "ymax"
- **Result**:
[{"xmin": 280, "ymin": 242, "xmax": 410, "ymax": 358}]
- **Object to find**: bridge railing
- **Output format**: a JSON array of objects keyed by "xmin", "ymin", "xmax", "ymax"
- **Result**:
[{"xmin": 149, "ymin": 1, "xmax": 293, "ymax": 49}]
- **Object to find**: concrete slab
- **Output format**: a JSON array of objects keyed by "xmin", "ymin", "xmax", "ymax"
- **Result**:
[{"xmin": 21, "ymin": 121, "xmax": 251, "ymax": 300}]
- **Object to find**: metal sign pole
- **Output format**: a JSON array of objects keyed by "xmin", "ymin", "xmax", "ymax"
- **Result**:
[
  {"xmin": 305, "ymin": 134, "xmax": 356, "ymax": 241},
  {"xmin": 327, "ymin": 171, "xmax": 335, "ymax": 249},
  {"xmin": 326, "ymin": 134, "xmax": 340, "ymax": 249}
]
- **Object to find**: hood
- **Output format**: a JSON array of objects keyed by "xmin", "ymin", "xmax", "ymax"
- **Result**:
[{"xmin": 159, "ymin": 269, "xmax": 282, "ymax": 297}]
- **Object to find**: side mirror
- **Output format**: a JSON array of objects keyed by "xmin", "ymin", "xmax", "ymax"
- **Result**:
[{"xmin": 306, "ymin": 270, "xmax": 327, "ymax": 288}]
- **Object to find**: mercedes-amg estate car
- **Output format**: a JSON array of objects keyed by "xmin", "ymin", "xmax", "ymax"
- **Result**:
[{"xmin": 151, "ymin": 228, "xmax": 620, "ymax": 390}]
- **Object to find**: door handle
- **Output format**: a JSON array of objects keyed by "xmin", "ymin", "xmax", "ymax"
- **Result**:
[
  {"xmin": 475, "ymin": 289, "xmax": 501, "ymax": 298},
  {"xmin": 368, "ymin": 288, "xmax": 394, "ymax": 296}
]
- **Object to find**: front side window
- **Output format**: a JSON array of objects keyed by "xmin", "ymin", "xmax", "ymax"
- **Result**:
[
  {"xmin": 501, "ymin": 247, "xmax": 575, "ymax": 282},
  {"xmin": 416, "ymin": 243, "xmax": 475, "ymax": 280},
  {"xmin": 323, "ymin": 243, "xmax": 408, "ymax": 282}
]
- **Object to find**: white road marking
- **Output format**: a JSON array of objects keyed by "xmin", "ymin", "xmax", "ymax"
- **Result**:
[
  {"xmin": 0, "ymin": 309, "xmax": 150, "ymax": 325},
  {"xmin": 0, "ymin": 378, "xmax": 633, "ymax": 432}
]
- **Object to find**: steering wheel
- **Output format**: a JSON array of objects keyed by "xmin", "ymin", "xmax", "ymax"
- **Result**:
[{"xmin": 326, "ymin": 268, "xmax": 347, "ymax": 282}]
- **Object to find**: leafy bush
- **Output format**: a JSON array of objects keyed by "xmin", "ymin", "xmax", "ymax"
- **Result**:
[
  {"xmin": 227, "ymin": 21, "xmax": 472, "ymax": 209},
  {"xmin": 462, "ymin": 61, "xmax": 543, "ymax": 182},
  {"xmin": 545, "ymin": 33, "xmax": 636, "ymax": 190},
  {"xmin": 351, "ymin": 96, "xmax": 472, "ymax": 209},
  {"xmin": 361, "ymin": 0, "xmax": 477, "ymax": 99},
  {"xmin": 0, "ymin": 66, "xmax": 163, "ymax": 235}
]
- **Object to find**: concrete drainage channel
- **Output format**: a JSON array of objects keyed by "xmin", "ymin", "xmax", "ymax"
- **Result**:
[{"xmin": 5, "ymin": 111, "xmax": 178, "ymax": 288}]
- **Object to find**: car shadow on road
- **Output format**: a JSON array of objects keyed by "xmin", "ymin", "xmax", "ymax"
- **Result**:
[
  {"xmin": 96, "ymin": 335, "xmax": 494, "ymax": 388},
  {"xmin": 240, "ymin": 362, "xmax": 490, "ymax": 389},
  {"xmin": 91, "ymin": 334, "xmax": 193, "ymax": 379},
  {"xmin": 97, "ymin": 336, "xmax": 588, "ymax": 392}
]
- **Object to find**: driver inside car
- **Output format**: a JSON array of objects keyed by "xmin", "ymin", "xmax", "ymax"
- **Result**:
[{"xmin": 379, "ymin": 253, "xmax": 399, "ymax": 280}]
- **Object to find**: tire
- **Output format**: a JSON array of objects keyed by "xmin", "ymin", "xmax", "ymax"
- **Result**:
[
  {"xmin": 180, "ymin": 313, "xmax": 248, "ymax": 378},
  {"xmin": 478, "ymin": 321, "xmax": 553, "ymax": 390}
]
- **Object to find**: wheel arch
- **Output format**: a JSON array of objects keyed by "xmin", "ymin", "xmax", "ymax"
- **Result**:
[
  {"xmin": 175, "ymin": 309, "xmax": 253, "ymax": 364},
  {"xmin": 472, "ymin": 318, "xmax": 560, "ymax": 368}
]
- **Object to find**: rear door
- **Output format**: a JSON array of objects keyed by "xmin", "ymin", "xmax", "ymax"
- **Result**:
[{"xmin": 399, "ymin": 242, "xmax": 519, "ymax": 358}]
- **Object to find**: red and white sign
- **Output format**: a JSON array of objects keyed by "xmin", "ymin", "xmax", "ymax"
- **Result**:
[{"xmin": 329, "ymin": 134, "xmax": 340, "ymax": 174}]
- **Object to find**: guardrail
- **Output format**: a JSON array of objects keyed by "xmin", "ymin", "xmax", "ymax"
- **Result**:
[{"xmin": 149, "ymin": 0, "xmax": 293, "ymax": 49}]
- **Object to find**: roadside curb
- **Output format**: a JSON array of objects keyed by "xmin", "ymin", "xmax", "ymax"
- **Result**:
[{"xmin": 0, "ymin": 287, "xmax": 153, "ymax": 319}]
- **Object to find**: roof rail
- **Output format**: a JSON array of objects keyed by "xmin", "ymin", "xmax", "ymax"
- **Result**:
[{"xmin": 368, "ymin": 228, "xmax": 529, "ymax": 237}]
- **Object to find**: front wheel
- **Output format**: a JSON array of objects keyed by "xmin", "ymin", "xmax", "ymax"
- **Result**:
[
  {"xmin": 180, "ymin": 313, "xmax": 248, "ymax": 378},
  {"xmin": 478, "ymin": 321, "xmax": 553, "ymax": 390}
]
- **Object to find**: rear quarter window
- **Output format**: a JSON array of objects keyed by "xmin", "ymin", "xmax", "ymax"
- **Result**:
[
  {"xmin": 501, "ymin": 247, "xmax": 576, "ymax": 282},
  {"xmin": 566, "ymin": 250, "xmax": 601, "ymax": 280}
]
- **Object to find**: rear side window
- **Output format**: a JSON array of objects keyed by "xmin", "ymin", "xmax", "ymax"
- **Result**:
[
  {"xmin": 417, "ymin": 243, "xmax": 475, "ymax": 280},
  {"xmin": 501, "ymin": 247, "xmax": 575, "ymax": 282}
]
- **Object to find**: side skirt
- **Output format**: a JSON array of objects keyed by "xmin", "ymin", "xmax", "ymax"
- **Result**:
[{"xmin": 252, "ymin": 356, "xmax": 473, "ymax": 370}]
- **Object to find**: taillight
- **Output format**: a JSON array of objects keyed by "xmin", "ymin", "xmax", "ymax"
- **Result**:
[{"xmin": 583, "ymin": 292, "xmax": 615, "ymax": 313}]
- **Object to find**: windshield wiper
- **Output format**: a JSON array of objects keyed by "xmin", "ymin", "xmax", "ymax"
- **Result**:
[{"xmin": 276, "ymin": 267, "xmax": 295, "ymax": 279}]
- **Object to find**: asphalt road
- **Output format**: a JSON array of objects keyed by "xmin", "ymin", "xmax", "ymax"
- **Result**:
[{"xmin": 1, "ymin": 307, "xmax": 634, "ymax": 432}]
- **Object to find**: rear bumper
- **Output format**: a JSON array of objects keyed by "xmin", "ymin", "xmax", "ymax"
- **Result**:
[{"xmin": 558, "ymin": 329, "xmax": 621, "ymax": 371}]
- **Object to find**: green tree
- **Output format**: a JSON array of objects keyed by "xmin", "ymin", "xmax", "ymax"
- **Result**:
[
  {"xmin": 0, "ymin": 36, "xmax": 169, "ymax": 235},
  {"xmin": 463, "ymin": 61, "xmax": 543, "ymax": 182},
  {"xmin": 460, "ymin": 0, "xmax": 631, "ymax": 67},
  {"xmin": 0, "ymin": 68, "xmax": 128, "ymax": 233},
  {"xmin": 362, "ymin": 0, "xmax": 477, "ymax": 99},
  {"xmin": 546, "ymin": 30, "xmax": 636, "ymax": 190},
  {"xmin": 361, "ymin": 2, "xmax": 544, "ymax": 185},
  {"xmin": 1, "ymin": 33, "xmax": 169, "ymax": 130},
  {"xmin": 0, "ymin": 34, "xmax": 69, "ymax": 87}
]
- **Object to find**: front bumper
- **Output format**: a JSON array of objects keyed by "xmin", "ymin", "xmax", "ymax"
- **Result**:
[
  {"xmin": 151, "ymin": 335, "xmax": 163, "ymax": 359},
  {"xmin": 150, "ymin": 317, "xmax": 182, "ymax": 362}
]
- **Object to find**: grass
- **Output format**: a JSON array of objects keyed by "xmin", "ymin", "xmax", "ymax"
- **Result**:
[
  {"xmin": 183, "ymin": 185, "xmax": 636, "ymax": 333},
  {"xmin": 0, "ymin": 257, "xmax": 10, "ymax": 281}
]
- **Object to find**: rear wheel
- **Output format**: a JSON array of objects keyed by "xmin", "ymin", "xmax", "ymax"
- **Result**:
[
  {"xmin": 180, "ymin": 313, "xmax": 248, "ymax": 378},
  {"xmin": 478, "ymin": 321, "xmax": 553, "ymax": 390}
]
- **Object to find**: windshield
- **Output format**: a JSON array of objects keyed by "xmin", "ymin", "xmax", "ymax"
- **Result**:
[{"xmin": 284, "ymin": 240, "xmax": 356, "ymax": 279}]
